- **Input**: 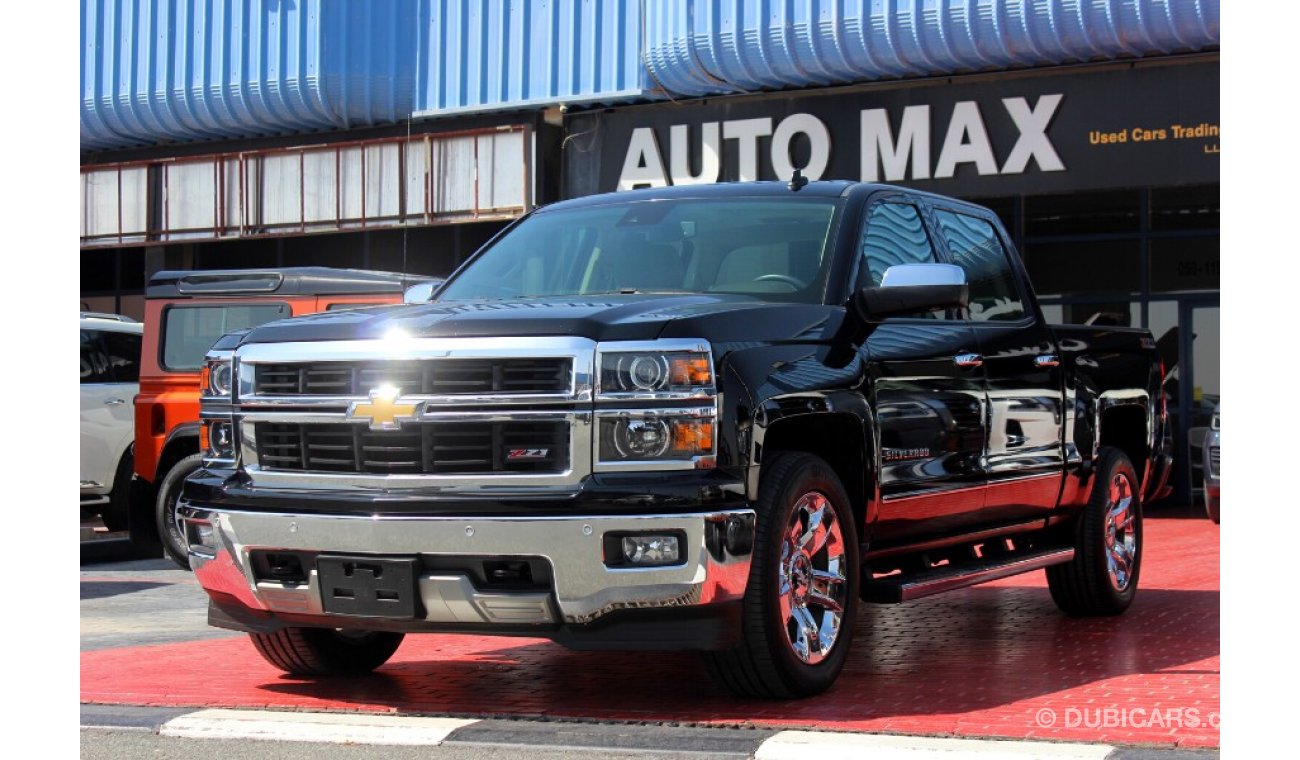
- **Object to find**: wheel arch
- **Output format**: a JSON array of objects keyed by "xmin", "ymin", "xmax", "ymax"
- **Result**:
[
  {"xmin": 157, "ymin": 423, "xmax": 202, "ymax": 481},
  {"xmin": 751, "ymin": 400, "xmax": 876, "ymax": 542},
  {"xmin": 1098, "ymin": 402, "xmax": 1150, "ymax": 491}
]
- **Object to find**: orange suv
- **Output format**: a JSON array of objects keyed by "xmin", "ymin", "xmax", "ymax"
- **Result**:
[{"xmin": 131, "ymin": 267, "xmax": 430, "ymax": 566}]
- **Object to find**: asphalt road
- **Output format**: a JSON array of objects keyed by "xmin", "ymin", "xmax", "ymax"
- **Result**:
[
  {"xmin": 80, "ymin": 729, "xmax": 732, "ymax": 760},
  {"xmin": 80, "ymin": 550, "xmax": 233, "ymax": 652}
]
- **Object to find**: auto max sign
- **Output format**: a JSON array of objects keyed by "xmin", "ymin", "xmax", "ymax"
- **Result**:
[{"xmin": 562, "ymin": 60, "xmax": 1218, "ymax": 199}]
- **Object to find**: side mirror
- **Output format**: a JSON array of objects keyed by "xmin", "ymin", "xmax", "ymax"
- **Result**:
[
  {"xmin": 852, "ymin": 263, "xmax": 969, "ymax": 322},
  {"xmin": 403, "ymin": 280, "xmax": 443, "ymax": 304}
]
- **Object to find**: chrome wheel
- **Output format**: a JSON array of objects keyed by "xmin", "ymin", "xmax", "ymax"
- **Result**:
[
  {"xmin": 778, "ymin": 491, "xmax": 848, "ymax": 664},
  {"xmin": 1104, "ymin": 472, "xmax": 1137, "ymax": 591}
]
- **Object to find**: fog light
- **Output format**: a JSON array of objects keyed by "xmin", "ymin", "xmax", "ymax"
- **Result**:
[
  {"xmin": 622, "ymin": 535, "xmax": 680, "ymax": 565},
  {"xmin": 186, "ymin": 519, "xmax": 218, "ymax": 552}
]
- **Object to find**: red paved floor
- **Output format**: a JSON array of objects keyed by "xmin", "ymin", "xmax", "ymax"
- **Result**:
[{"xmin": 81, "ymin": 516, "xmax": 1220, "ymax": 748}]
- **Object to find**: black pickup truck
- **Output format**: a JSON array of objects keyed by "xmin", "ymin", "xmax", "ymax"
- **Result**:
[{"xmin": 183, "ymin": 181, "xmax": 1172, "ymax": 698}]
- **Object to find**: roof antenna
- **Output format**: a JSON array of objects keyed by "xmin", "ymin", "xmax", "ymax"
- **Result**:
[{"xmin": 788, "ymin": 168, "xmax": 808, "ymax": 192}]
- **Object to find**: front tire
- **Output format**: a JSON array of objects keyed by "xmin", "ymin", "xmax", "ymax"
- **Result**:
[
  {"xmin": 1047, "ymin": 447, "xmax": 1143, "ymax": 616},
  {"xmin": 704, "ymin": 452, "xmax": 860, "ymax": 698},
  {"xmin": 250, "ymin": 628, "xmax": 405, "ymax": 676},
  {"xmin": 156, "ymin": 454, "xmax": 203, "ymax": 569}
]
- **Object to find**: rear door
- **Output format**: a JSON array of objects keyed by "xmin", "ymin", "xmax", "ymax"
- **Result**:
[
  {"xmin": 860, "ymin": 196, "xmax": 988, "ymax": 543},
  {"xmin": 929, "ymin": 205, "xmax": 1065, "ymax": 523},
  {"xmin": 80, "ymin": 328, "xmax": 140, "ymax": 491}
]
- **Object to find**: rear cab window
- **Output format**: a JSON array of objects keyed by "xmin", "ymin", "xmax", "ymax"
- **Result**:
[{"xmin": 161, "ymin": 304, "xmax": 290, "ymax": 371}]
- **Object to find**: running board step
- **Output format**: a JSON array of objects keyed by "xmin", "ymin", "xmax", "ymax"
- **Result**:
[{"xmin": 864, "ymin": 547, "xmax": 1075, "ymax": 603}]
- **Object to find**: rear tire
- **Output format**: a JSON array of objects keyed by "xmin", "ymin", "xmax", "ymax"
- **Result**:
[
  {"xmin": 704, "ymin": 452, "xmax": 859, "ymax": 698},
  {"xmin": 1047, "ymin": 447, "xmax": 1143, "ymax": 616},
  {"xmin": 156, "ymin": 454, "xmax": 203, "ymax": 570},
  {"xmin": 250, "ymin": 628, "xmax": 405, "ymax": 676}
]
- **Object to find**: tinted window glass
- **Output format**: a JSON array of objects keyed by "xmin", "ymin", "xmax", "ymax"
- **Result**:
[
  {"xmin": 80, "ymin": 330, "xmax": 112, "ymax": 384},
  {"xmin": 1025, "ymin": 190, "xmax": 1140, "ymax": 236},
  {"xmin": 934, "ymin": 210, "xmax": 1026, "ymax": 322},
  {"xmin": 860, "ymin": 203, "xmax": 939, "ymax": 286},
  {"xmin": 162, "ymin": 304, "xmax": 290, "ymax": 370},
  {"xmin": 1021, "ymin": 240, "xmax": 1141, "ymax": 296},
  {"xmin": 858, "ymin": 202, "xmax": 949, "ymax": 320},
  {"xmin": 100, "ymin": 330, "xmax": 142, "ymax": 382},
  {"xmin": 1150, "ymin": 185, "xmax": 1218, "ymax": 231},
  {"xmin": 1150, "ymin": 236, "xmax": 1219, "ymax": 292}
]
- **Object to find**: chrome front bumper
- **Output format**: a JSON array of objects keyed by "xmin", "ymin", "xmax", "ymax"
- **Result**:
[{"xmin": 182, "ymin": 504, "xmax": 755, "ymax": 630}]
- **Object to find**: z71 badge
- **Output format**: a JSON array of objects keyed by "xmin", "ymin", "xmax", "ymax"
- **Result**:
[{"xmin": 506, "ymin": 448, "xmax": 550, "ymax": 460}]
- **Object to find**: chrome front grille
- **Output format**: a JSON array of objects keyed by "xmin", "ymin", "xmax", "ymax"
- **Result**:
[
  {"xmin": 254, "ymin": 358, "xmax": 571, "ymax": 397},
  {"xmin": 234, "ymin": 337, "xmax": 598, "ymax": 491},
  {"xmin": 1208, "ymin": 445, "xmax": 1220, "ymax": 477},
  {"xmin": 255, "ymin": 420, "xmax": 571, "ymax": 475}
]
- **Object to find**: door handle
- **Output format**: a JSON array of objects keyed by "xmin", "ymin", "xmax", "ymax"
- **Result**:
[
  {"xmin": 953, "ymin": 353, "xmax": 983, "ymax": 368},
  {"xmin": 1034, "ymin": 355, "xmax": 1061, "ymax": 368},
  {"xmin": 104, "ymin": 398, "xmax": 127, "ymax": 406}
]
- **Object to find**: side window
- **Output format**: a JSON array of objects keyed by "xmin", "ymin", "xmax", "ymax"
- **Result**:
[
  {"xmin": 859, "ymin": 201, "xmax": 947, "ymax": 320},
  {"xmin": 100, "ymin": 330, "xmax": 142, "ymax": 383},
  {"xmin": 163, "ymin": 304, "xmax": 290, "ymax": 370},
  {"xmin": 934, "ymin": 210, "xmax": 1026, "ymax": 322},
  {"xmin": 80, "ymin": 330, "xmax": 112, "ymax": 384}
]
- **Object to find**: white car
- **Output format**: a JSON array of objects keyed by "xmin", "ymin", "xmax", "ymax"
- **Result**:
[{"xmin": 80, "ymin": 313, "xmax": 143, "ymax": 531}]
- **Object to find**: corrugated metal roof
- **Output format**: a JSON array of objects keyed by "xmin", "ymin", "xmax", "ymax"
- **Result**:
[
  {"xmin": 83, "ymin": 1, "xmax": 1219, "ymax": 152},
  {"xmin": 81, "ymin": 0, "xmax": 420, "ymax": 151},
  {"xmin": 642, "ymin": 0, "xmax": 1220, "ymax": 96},
  {"xmin": 412, "ymin": 0, "xmax": 650, "ymax": 117}
]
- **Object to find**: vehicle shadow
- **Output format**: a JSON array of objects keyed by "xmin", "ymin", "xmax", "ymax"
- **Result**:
[
  {"xmin": 80, "ymin": 580, "xmax": 174, "ymax": 600},
  {"xmin": 256, "ymin": 585, "xmax": 1219, "ymax": 724}
]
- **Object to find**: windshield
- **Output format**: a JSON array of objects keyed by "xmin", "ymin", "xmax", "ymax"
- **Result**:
[{"xmin": 438, "ymin": 198, "xmax": 841, "ymax": 304}]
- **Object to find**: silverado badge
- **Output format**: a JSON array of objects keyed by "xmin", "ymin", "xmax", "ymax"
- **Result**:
[{"xmin": 347, "ymin": 386, "xmax": 419, "ymax": 431}]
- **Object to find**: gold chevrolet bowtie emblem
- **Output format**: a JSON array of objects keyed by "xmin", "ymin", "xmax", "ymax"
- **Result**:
[{"xmin": 347, "ymin": 386, "xmax": 419, "ymax": 431}]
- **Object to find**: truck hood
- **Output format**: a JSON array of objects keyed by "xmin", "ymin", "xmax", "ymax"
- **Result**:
[{"xmin": 238, "ymin": 294, "xmax": 840, "ymax": 346}]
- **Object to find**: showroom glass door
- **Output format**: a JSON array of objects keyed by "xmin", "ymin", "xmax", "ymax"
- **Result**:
[{"xmin": 1149, "ymin": 298, "xmax": 1220, "ymax": 503}]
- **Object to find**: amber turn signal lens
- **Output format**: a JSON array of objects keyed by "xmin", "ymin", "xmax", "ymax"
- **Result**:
[
  {"xmin": 198, "ymin": 365, "xmax": 211, "ymax": 394},
  {"xmin": 199, "ymin": 422, "xmax": 211, "ymax": 452},
  {"xmin": 671, "ymin": 420, "xmax": 714, "ymax": 454},
  {"xmin": 669, "ymin": 357, "xmax": 711, "ymax": 386}
]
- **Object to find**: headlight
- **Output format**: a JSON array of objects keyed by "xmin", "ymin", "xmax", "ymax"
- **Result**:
[
  {"xmin": 200, "ymin": 419, "xmax": 235, "ymax": 460},
  {"xmin": 1211, "ymin": 412, "xmax": 1220, "ymax": 430},
  {"xmin": 598, "ymin": 350, "xmax": 713, "ymax": 398},
  {"xmin": 201, "ymin": 358, "xmax": 235, "ymax": 397},
  {"xmin": 598, "ymin": 410, "xmax": 715, "ymax": 465}
]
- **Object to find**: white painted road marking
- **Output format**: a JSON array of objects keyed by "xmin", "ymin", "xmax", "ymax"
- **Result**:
[
  {"xmin": 755, "ymin": 730, "xmax": 1116, "ymax": 760},
  {"xmin": 160, "ymin": 709, "xmax": 479, "ymax": 746}
]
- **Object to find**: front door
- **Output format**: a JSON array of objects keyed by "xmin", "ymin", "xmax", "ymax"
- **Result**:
[{"xmin": 860, "ymin": 198, "xmax": 987, "ymax": 544}]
